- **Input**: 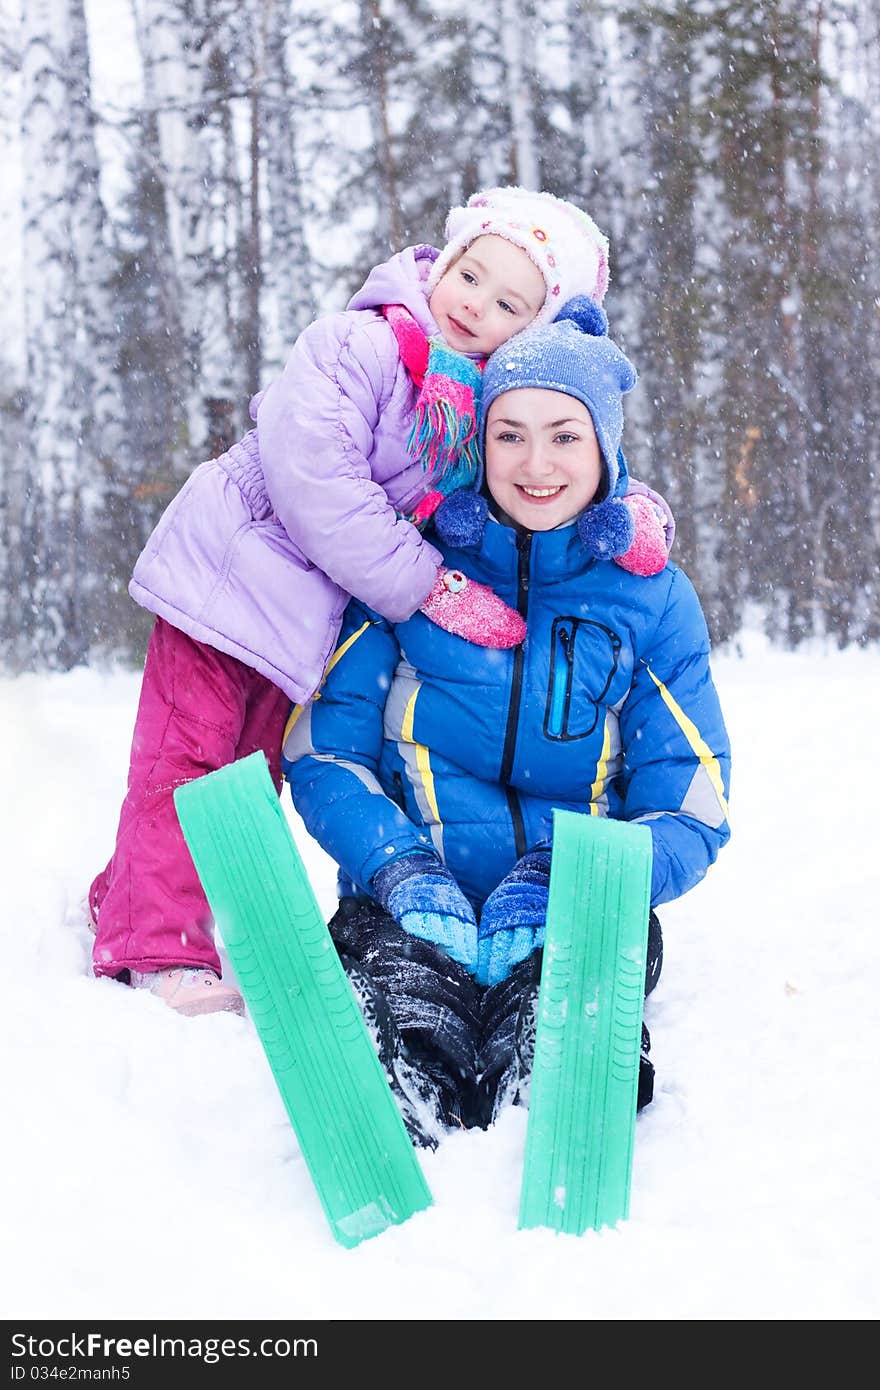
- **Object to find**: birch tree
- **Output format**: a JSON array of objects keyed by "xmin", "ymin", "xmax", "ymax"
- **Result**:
[
  {"xmin": 133, "ymin": 0, "xmax": 213, "ymax": 458},
  {"xmin": 499, "ymin": 0, "xmax": 538, "ymax": 187},
  {"xmin": 564, "ymin": 0, "xmax": 617, "ymax": 201},
  {"xmin": 462, "ymin": 0, "xmax": 512, "ymax": 192},
  {"xmin": 0, "ymin": 0, "xmax": 23, "ymax": 662},
  {"xmin": 262, "ymin": 0, "xmax": 316, "ymax": 370},
  {"xmin": 700, "ymin": 1, "xmax": 824, "ymax": 643},
  {"xmin": 68, "ymin": 0, "xmax": 122, "ymax": 466},
  {"xmin": 809, "ymin": 0, "xmax": 880, "ymax": 641},
  {"xmin": 616, "ymin": 3, "xmax": 706, "ymax": 578},
  {"xmin": 18, "ymin": 0, "xmax": 108, "ymax": 668}
]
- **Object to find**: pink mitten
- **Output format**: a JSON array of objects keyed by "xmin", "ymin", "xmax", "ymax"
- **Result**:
[
  {"xmin": 615, "ymin": 493, "xmax": 670, "ymax": 577},
  {"xmin": 420, "ymin": 567, "xmax": 526, "ymax": 649}
]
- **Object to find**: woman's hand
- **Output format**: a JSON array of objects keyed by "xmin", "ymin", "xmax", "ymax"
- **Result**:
[
  {"xmin": 372, "ymin": 852, "xmax": 478, "ymax": 972},
  {"xmin": 476, "ymin": 850, "xmax": 551, "ymax": 986}
]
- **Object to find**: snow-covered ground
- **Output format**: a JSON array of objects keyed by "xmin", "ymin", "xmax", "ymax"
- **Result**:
[{"xmin": 2, "ymin": 633, "xmax": 878, "ymax": 1320}]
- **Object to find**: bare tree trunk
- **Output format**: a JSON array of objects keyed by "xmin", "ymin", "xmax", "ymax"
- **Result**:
[
  {"xmin": 567, "ymin": 0, "xmax": 610, "ymax": 199},
  {"xmin": 246, "ymin": 47, "xmax": 262, "ymax": 402},
  {"xmin": 854, "ymin": 0, "xmax": 880, "ymax": 577},
  {"xmin": 466, "ymin": 0, "xmax": 507, "ymax": 191},
  {"xmin": 20, "ymin": 0, "xmax": 88, "ymax": 667},
  {"xmin": 133, "ymin": 0, "xmax": 212, "ymax": 458},
  {"xmin": 362, "ymin": 0, "xmax": 401, "ymax": 250},
  {"xmin": 263, "ymin": 0, "xmax": 315, "ymax": 363},
  {"xmin": 499, "ymin": 0, "xmax": 538, "ymax": 187},
  {"xmin": 67, "ymin": 0, "xmax": 122, "ymax": 465}
]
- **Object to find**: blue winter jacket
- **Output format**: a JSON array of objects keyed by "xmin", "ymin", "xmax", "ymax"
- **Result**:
[{"xmin": 281, "ymin": 515, "xmax": 731, "ymax": 910}]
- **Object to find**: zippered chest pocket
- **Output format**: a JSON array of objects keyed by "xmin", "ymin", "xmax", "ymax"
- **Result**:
[{"xmin": 545, "ymin": 616, "xmax": 622, "ymax": 741}]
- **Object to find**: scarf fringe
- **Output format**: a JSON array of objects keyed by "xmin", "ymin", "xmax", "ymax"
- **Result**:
[
  {"xmin": 383, "ymin": 306, "xmax": 484, "ymax": 527},
  {"xmin": 408, "ymin": 396, "xmax": 481, "ymax": 489}
]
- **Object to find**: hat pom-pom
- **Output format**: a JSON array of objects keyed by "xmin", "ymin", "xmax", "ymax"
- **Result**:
[
  {"xmin": 617, "ymin": 358, "xmax": 638, "ymax": 392},
  {"xmin": 578, "ymin": 497, "xmax": 635, "ymax": 559},
  {"xmin": 433, "ymin": 490, "xmax": 488, "ymax": 548},
  {"xmin": 556, "ymin": 295, "xmax": 608, "ymax": 337}
]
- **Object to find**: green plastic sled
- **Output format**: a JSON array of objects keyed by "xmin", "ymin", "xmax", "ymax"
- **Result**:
[
  {"xmin": 174, "ymin": 752, "xmax": 433, "ymax": 1248},
  {"xmin": 518, "ymin": 809, "xmax": 653, "ymax": 1235}
]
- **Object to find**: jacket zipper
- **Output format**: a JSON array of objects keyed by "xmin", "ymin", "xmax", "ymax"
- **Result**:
[
  {"xmin": 548, "ymin": 621, "xmax": 575, "ymax": 738},
  {"xmin": 501, "ymin": 531, "xmax": 532, "ymax": 859},
  {"xmin": 505, "ymin": 787, "xmax": 527, "ymax": 861}
]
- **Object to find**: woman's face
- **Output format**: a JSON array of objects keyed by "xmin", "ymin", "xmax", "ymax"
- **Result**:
[{"xmin": 484, "ymin": 389, "xmax": 604, "ymax": 531}]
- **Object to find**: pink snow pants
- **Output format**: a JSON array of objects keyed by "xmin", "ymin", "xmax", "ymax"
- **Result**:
[{"xmin": 89, "ymin": 617, "xmax": 290, "ymax": 978}]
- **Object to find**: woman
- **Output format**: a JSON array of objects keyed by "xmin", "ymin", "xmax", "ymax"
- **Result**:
[{"xmin": 282, "ymin": 299, "xmax": 731, "ymax": 1146}]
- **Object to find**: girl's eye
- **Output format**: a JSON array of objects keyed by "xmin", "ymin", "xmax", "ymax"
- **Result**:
[
  {"xmin": 461, "ymin": 270, "xmax": 477, "ymax": 285},
  {"xmin": 498, "ymin": 300, "xmax": 516, "ymax": 315}
]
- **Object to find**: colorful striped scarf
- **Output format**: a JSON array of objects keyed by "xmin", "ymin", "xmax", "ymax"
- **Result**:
[{"xmin": 383, "ymin": 304, "xmax": 484, "ymax": 526}]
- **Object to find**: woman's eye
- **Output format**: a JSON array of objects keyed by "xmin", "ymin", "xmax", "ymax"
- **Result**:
[
  {"xmin": 555, "ymin": 433, "xmax": 577, "ymax": 445},
  {"xmin": 497, "ymin": 431, "xmax": 522, "ymax": 444}
]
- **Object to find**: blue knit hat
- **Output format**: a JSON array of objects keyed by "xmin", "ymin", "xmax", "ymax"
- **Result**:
[{"xmin": 436, "ymin": 298, "xmax": 638, "ymax": 559}]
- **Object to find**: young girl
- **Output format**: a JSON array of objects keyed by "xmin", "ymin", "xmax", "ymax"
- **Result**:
[
  {"xmin": 282, "ymin": 299, "xmax": 731, "ymax": 1145},
  {"xmin": 89, "ymin": 187, "xmax": 674, "ymax": 1017}
]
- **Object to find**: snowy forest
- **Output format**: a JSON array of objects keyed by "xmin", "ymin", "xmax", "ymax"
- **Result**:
[{"xmin": 0, "ymin": 0, "xmax": 878, "ymax": 675}]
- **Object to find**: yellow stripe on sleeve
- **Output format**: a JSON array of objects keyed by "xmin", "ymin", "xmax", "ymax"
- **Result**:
[
  {"xmin": 401, "ymin": 688, "xmax": 417, "ymax": 743},
  {"xmin": 401, "ymin": 688, "xmax": 440, "ymax": 824},
  {"xmin": 589, "ymin": 715, "xmax": 613, "ymax": 813},
  {"xmin": 283, "ymin": 703, "xmax": 305, "ymax": 743},
  {"xmin": 283, "ymin": 619, "xmax": 373, "ymax": 742},
  {"xmin": 644, "ymin": 665, "xmax": 729, "ymax": 819}
]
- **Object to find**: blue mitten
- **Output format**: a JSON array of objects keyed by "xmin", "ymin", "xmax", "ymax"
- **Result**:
[
  {"xmin": 371, "ymin": 852, "xmax": 478, "ymax": 973},
  {"xmin": 476, "ymin": 850, "xmax": 551, "ymax": 986}
]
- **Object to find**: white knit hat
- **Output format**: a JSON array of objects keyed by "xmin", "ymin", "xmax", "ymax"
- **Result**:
[{"xmin": 425, "ymin": 186, "xmax": 610, "ymax": 325}]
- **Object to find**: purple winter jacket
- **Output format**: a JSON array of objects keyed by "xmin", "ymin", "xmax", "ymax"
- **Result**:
[{"xmin": 129, "ymin": 245, "xmax": 447, "ymax": 705}]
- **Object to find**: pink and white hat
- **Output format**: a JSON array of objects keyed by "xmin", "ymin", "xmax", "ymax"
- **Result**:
[{"xmin": 425, "ymin": 185, "xmax": 610, "ymax": 324}]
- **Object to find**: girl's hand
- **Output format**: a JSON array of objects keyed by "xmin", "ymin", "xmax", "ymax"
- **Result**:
[
  {"xmin": 615, "ymin": 481, "xmax": 675, "ymax": 577},
  {"xmin": 420, "ymin": 567, "xmax": 526, "ymax": 648}
]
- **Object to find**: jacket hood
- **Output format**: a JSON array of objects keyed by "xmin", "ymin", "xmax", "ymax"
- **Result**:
[{"xmin": 346, "ymin": 244, "xmax": 441, "ymax": 336}]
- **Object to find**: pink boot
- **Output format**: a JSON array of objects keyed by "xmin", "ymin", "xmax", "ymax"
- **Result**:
[
  {"xmin": 420, "ymin": 567, "xmax": 526, "ymax": 648},
  {"xmin": 129, "ymin": 966, "xmax": 245, "ymax": 1018}
]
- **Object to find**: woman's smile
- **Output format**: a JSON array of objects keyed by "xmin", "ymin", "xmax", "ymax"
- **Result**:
[{"xmin": 517, "ymin": 484, "xmax": 566, "ymax": 500}]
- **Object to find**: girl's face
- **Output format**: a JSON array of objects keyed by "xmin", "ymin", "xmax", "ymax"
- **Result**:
[
  {"xmin": 429, "ymin": 235, "xmax": 546, "ymax": 355},
  {"xmin": 485, "ymin": 389, "xmax": 604, "ymax": 531}
]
